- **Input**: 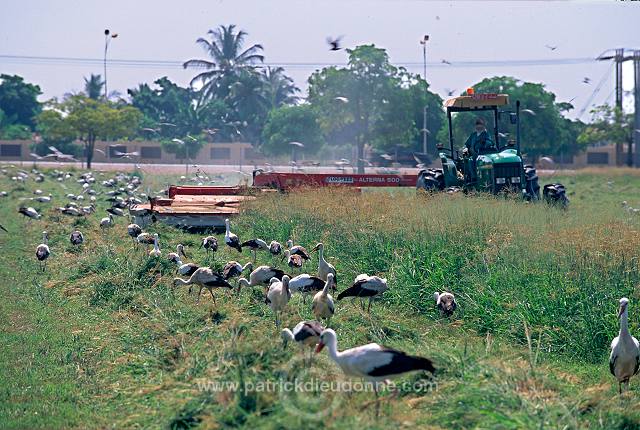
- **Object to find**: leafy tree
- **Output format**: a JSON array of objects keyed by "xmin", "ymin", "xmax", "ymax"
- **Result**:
[
  {"xmin": 36, "ymin": 95, "xmax": 142, "ymax": 168},
  {"xmin": 261, "ymin": 67, "xmax": 299, "ymax": 110},
  {"xmin": 308, "ymin": 45, "xmax": 443, "ymax": 172},
  {"xmin": 578, "ymin": 104, "xmax": 634, "ymax": 166},
  {"xmin": 261, "ymin": 104, "xmax": 324, "ymax": 156},
  {"xmin": 440, "ymin": 76, "xmax": 573, "ymax": 163},
  {"xmin": 0, "ymin": 74, "xmax": 42, "ymax": 129},
  {"xmin": 183, "ymin": 25, "xmax": 264, "ymax": 100},
  {"xmin": 84, "ymin": 74, "xmax": 104, "ymax": 100}
]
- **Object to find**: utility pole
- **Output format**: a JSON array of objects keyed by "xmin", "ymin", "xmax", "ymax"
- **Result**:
[
  {"xmin": 420, "ymin": 35, "xmax": 429, "ymax": 155},
  {"xmin": 635, "ymin": 50, "xmax": 640, "ymax": 168},
  {"xmin": 598, "ymin": 48, "xmax": 634, "ymax": 166}
]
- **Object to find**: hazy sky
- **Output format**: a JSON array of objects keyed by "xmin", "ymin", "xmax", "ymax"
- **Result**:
[{"xmin": 1, "ymin": 0, "xmax": 638, "ymax": 120}]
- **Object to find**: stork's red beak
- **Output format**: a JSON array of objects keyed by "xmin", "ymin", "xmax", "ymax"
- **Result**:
[{"xmin": 315, "ymin": 343, "xmax": 325, "ymax": 353}]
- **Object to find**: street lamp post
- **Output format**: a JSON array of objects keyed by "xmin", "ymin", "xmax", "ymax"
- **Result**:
[
  {"xmin": 103, "ymin": 29, "xmax": 118, "ymax": 100},
  {"xmin": 420, "ymin": 35, "xmax": 429, "ymax": 155}
]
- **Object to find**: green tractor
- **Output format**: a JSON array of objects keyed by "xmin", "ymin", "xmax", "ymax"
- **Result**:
[{"xmin": 416, "ymin": 93, "xmax": 568, "ymax": 206}]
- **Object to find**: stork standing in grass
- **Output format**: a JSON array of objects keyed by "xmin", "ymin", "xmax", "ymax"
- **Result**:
[
  {"xmin": 127, "ymin": 221, "xmax": 142, "ymax": 243},
  {"xmin": 19, "ymin": 206, "xmax": 41, "ymax": 220},
  {"xmin": 284, "ymin": 250, "xmax": 304, "ymax": 273},
  {"xmin": 312, "ymin": 273, "xmax": 335, "ymax": 325},
  {"xmin": 269, "ymin": 240, "xmax": 282, "ymax": 258},
  {"xmin": 289, "ymin": 273, "xmax": 330, "ymax": 303},
  {"xmin": 312, "ymin": 242, "xmax": 337, "ymax": 284},
  {"xmin": 237, "ymin": 265, "xmax": 287, "ymax": 296},
  {"xmin": 173, "ymin": 267, "xmax": 233, "ymax": 303},
  {"xmin": 337, "ymin": 274, "xmax": 388, "ymax": 312},
  {"xmin": 149, "ymin": 234, "xmax": 161, "ymax": 257},
  {"xmin": 240, "ymin": 238, "xmax": 269, "ymax": 262},
  {"xmin": 100, "ymin": 213, "xmax": 114, "ymax": 228},
  {"xmin": 286, "ymin": 239, "xmax": 310, "ymax": 261},
  {"xmin": 281, "ymin": 320, "xmax": 324, "ymax": 366},
  {"xmin": 35, "ymin": 231, "xmax": 50, "ymax": 272},
  {"xmin": 201, "ymin": 236, "xmax": 218, "ymax": 259},
  {"xmin": 222, "ymin": 261, "xmax": 253, "ymax": 285},
  {"xmin": 266, "ymin": 275, "xmax": 291, "ymax": 328},
  {"xmin": 172, "ymin": 258, "xmax": 199, "ymax": 277},
  {"xmin": 315, "ymin": 328, "xmax": 436, "ymax": 416},
  {"xmin": 434, "ymin": 291, "xmax": 457, "ymax": 317},
  {"xmin": 168, "ymin": 244, "xmax": 188, "ymax": 264},
  {"xmin": 69, "ymin": 230, "xmax": 84, "ymax": 246},
  {"xmin": 610, "ymin": 297, "xmax": 640, "ymax": 394},
  {"xmin": 224, "ymin": 218, "xmax": 242, "ymax": 252}
]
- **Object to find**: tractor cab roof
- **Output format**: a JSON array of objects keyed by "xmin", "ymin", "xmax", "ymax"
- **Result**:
[{"xmin": 444, "ymin": 93, "xmax": 509, "ymax": 111}]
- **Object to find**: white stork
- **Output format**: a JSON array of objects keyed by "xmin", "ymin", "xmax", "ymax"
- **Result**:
[
  {"xmin": 312, "ymin": 273, "xmax": 335, "ymax": 325},
  {"xmin": 315, "ymin": 328, "xmax": 435, "ymax": 416},
  {"xmin": 167, "ymin": 244, "xmax": 188, "ymax": 264},
  {"xmin": 237, "ymin": 265, "xmax": 287, "ymax": 295},
  {"xmin": 337, "ymin": 274, "xmax": 388, "ymax": 312},
  {"xmin": 69, "ymin": 230, "xmax": 84, "ymax": 246},
  {"xmin": 201, "ymin": 235, "xmax": 218, "ymax": 258},
  {"xmin": 289, "ymin": 273, "xmax": 329, "ymax": 303},
  {"xmin": 149, "ymin": 234, "xmax": 161, "ymax": 257},
  {"xmin": 35, "ymin": 231, "xmax": 50, "ymax": 272},
  {"xmin": 240, "ymin": 238, "xmax": 269, "ymax": 262},
  {"xmin": 434, "ymin": 291, "xmax": 457, "ymax": 317},
  {"xmin": 610, "ymin": 297, "xmax": 640, "ymax": 394},
  {"xmin": 222, "ymin": 261, "xmax": 253, "ymax": 283},
  {"xmin": 281, "ymin": 320, "xmax": 324, "ymax": 365},
  {"xmin": 266, "ymin": 275, "xmax": 291, "ymax": 328},
  {"xmin": 173, "ymin": 267, "xmax": 233, "ymax": 303},
  {"xmin": 19, "ymin": 206, "xmax": 41, "ymax": 220},
  {"xmin": 127, "ymin": 222, "xmax": 142, "ymax": 242},
  {"xmin": 224, "ymin": 218, "xmax": 242, "ymax": 252},
  {"xmin": 312, "ymin": 242, "xmax": 337, "ymax": 284},
  {"xmin": 100, "ymin": 213, "xmax": 114, "ymax": 228},
  {"xmin": 286, "ymin": 239, "xmax": 310, "ymax": 261},
  {"xmin": 269, "ymin": 240, "xmax": 283, "ymax": 257}
]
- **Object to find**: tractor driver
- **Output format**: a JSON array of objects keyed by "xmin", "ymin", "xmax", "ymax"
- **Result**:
[{"xmin": 464, "ymin": 118, "xmax": 494, "ymax": 156}]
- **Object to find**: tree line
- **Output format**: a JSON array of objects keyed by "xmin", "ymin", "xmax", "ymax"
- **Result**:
[{"xmin": 0, "ymin": 24, "xmax": 631, "ymax": 169}]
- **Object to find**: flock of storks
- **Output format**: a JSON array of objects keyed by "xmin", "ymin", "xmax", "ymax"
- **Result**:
[{"xmin": 4, "ymin": 166, "xmax": 637, "ymax": 416}]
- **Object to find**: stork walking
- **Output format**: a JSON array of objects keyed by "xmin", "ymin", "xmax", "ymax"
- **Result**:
[
  {"xmin": 224, "ymin": 218, "xmax": 242, "ymax": 252},
  {"xmin": 312, "ymin": 273, "xmax": 335, "ymax": 325},
  {"xmin": 281, "ymin": 320, "xmax": 324, "ymax": 366},
  {"xmin": 35, "ymin": 231, "xmax": 50, "ymax": 272},
  {"xmin": 237, "ymin": 265, "xmax": 287, "ymax": 296},
  {"xmin": 610, "ymin": 297, "xmax": 640, "ymax": 394},
  {"xmin": 315, "ymin": 328, "xmax": 435, "ymax": 416},
  {"xmin": 266, "ymin": 275, "xmax": 291, "ymax": 328},
  {"xmin": 240, "ymin": 238, "xmax": 269, "ymax": 262},
  {"xmin": 337, "ymin": 274, "xmax": 388, "ymax": 312},
  {"xmin": 313, "ymin": 242, "xmax": 337, "ymax": 284},
  {"xmin": 173, "ymin": 267, "xmax": 233, "ymax": 303},
  {"xmin": 201, "ymin": 235, "xmax": 218, "ymax": 259}
]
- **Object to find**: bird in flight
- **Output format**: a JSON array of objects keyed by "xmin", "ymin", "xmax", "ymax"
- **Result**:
[
  {"xmin": 545, "ymin": 44, "xmax": 558, "ymax": 51},
  {"xmin": 334, "ymin": 96, "xmax": 349, "ymax": 103},
  {"xmin": 441, "ymin": 59, "xmax": 452, "ymax": 65},
  {"xmin": 445, "ymin": 88, "xmax": 456, "ymax": 96},
  {"xmin": 327, "ymin": 36, "xmax": 343, "ymax": 51},
  {"xmin": 582, "ymin": 77, "xmax": 591, "ymax": 84}
]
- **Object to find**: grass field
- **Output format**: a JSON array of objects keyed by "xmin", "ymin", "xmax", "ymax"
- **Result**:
[{"xmin": 1, "ymin": 166, "xmax": 640, "ymax": 429}]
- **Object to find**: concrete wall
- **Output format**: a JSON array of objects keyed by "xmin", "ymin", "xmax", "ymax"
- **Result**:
[{"xmin": 0, "ymin": 140, "xmax": 266, "ymax": 165}]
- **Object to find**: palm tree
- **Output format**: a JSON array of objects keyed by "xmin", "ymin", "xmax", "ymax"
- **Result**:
[
  {"xmin": 261, "ymin": 67, "xmax": 299, "ymax": 109},
  {"xmin": 84, "ymin": 74, "xmax": 104, "ymax": 100},
  {"xmin": 183, "ymin": 25, "xmax": 264, "ymax": 100}
]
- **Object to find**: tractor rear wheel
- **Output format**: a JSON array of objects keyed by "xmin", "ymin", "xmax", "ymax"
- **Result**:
[
  {"xmin": 524, "ymin": 165, "xmax": 540, "ymax": 201},
  {"xmin": 543, "ymin": 183, "xmax": 569, "ymax": 208},
  {"xmin": 416, "ymin": 168, "xmax": 445, "ymax": 192}
]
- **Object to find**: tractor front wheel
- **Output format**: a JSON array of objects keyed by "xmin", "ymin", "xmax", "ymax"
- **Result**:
[{"xmin": 543, "ymin": 183, "xmax": 569, "ymax": 208}]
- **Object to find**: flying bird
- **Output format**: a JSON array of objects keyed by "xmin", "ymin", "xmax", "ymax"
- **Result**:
[
  {"xmin": 334, "ymin": 96, "xmax": 349, "ymax": 103},
  {"xmin": 582, "ymin": 77, "xmax": 591, "ymax": 84},
  {"xmin": 521, "ymin": 109, "xmax": 536, "ymax": 116},
  {"xmin": 327, "ymin": 36, "xmax": 343, "ymax": 51},
  {"xmin": 545, "ymin": 44, "xmax": 558, "ymax": 51},
  {"xmin": 441, "ymin": 59, "xmax": 452, "ymax": 65}
]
